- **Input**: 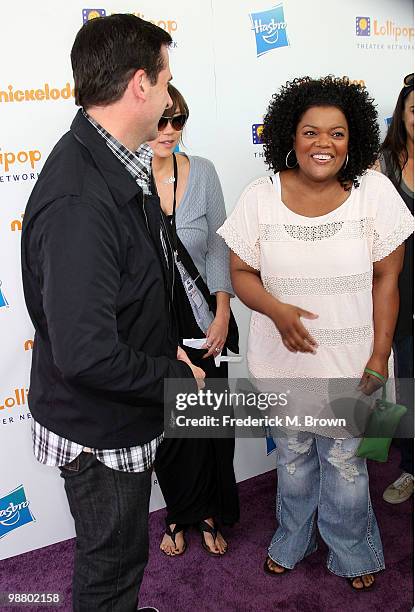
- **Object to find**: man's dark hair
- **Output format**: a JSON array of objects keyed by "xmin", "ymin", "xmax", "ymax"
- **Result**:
[
  {"xmin": 262, "ymin": 75, "xmax": 380, "ymax": 191},
  {"xmin": 380, "ymin": 77, "xmax": 414, "ymax": 189},
  {"xmin": 71, "ymin": 13, "xmax": 172, "ymax": 108}
]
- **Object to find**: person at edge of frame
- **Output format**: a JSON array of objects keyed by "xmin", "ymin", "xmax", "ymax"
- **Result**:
[{"xmin": 375, "ymin": 73, "xmax": 414, "ymax": 504}]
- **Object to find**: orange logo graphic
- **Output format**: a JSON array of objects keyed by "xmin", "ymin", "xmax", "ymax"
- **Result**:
[
  {"xmin": 24, "ymin": 340, "xmax": 34, "ymax": 351},
  {"xmin": 0, "ymin": 388, "xmax": 29, "ymax": 410},
  {"xmin": 129, "ymin": 12, "xmax": 177, "ymax": 34},
  {"xmin": 0, "ymin": 83, "xmax": 75, "ymax": 103},
  {"xmin": 11, "ymin": 214, "xmax": 24, "ymax": 232},
  {"xmin": 344, "ymin": 76, "xmax": 366, "ymax": 87},
  {"xmin": 373, "ymin": 20, "xmax": 414, "ymax": 41},
  {"xmin": 0, "ymin": 150, "xmax": 41, "ymax": 172}
]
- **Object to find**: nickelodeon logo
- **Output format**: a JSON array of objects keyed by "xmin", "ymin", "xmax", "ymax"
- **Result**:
[
  {"xmin": 0, "ymin": 83, "xmax": 75, "ymax": 103},
  {"xmin": 0, "ymin": 388, "xmax": 29, "ymax": 411},
  {"xmin": 0, "ymin": 149, "xmax": 41, "ymax": 172},
  {"xmin": 11, "ymin": 214, "xmax": 24, "ymax": 232}
]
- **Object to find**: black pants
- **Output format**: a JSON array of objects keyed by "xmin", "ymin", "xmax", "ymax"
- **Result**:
[
  {"xmin": 155, "ymin": 348, "xmax": 240, "ymax": 527},
  {"xmin": 60, "ymin": 452, "xmax": 152, "ymax": 612}
]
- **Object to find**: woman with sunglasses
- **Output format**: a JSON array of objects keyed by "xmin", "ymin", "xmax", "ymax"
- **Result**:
[
  {"xmin": 375, "ymin": 73, "xmax": 414, "ymax": 504},
  {"xmin": 148, "ymin": 84, "xmax": 239, "ymax": 557}
]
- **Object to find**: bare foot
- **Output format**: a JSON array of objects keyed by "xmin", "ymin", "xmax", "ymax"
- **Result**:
[
  {"xmin": 350, "ymin": 574, "xmax": 375, "ymax": 589},
  {"xmin": 265, "ymin": 556, "xmax": 287, "ymax": 574},
  {"xmin": 160, "ymin": 524, "xmax": 185, "ymax": 556},
  {"xmin": 202, "ymin": 517, "xmax": 227, "ymax": 554}
]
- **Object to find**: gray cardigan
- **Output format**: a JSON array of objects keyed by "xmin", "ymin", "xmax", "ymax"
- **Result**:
[{"xmin": 175, "ymin": 154, "xmax": 233, "ymax": 295}]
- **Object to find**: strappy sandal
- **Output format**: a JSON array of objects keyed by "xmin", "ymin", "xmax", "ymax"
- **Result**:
[
  {"xmin": 263, "ymin": 556, "xmax": 289, "ymax": 576},
  {"xmin": 198, "ymin": 520, "xmax": 226, "ymax": 556},
  {"xmin": 347, "ymin": 575, "xmax": 375, "ymax": 591},
  {"xmin": 161, "ymin": 523, "xmax": 187, "ymax": 557}
]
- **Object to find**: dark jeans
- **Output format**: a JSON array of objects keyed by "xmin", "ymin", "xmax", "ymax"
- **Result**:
[
  {"xmin": 394, "ymin": 335, "xmax": 414, "ymax": 475},
  {"xmin": 59, "ymin": 452, "xmax": 152, "ymax": 612}
]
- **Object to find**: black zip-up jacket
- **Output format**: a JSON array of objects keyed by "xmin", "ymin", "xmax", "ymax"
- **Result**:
[{"xmin": 21, "ymin": 110, "xmax": 194, "ymax": 449}]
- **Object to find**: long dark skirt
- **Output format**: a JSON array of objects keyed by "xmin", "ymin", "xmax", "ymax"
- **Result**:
[{"xmin": 154, "ymin": 348, "xmax": 240, "ymax": 526}]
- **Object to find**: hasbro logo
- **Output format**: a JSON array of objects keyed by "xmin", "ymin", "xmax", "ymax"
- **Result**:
[
  {"xmin": 0, "ymin": 485, "xmax": 35, "ymax": 539},
  {"xmin": 356, "ymin": 16, "xmax": 371, "ymax": 36},
  {"xmin": 252, "ymin": 123, "xmax": 264, "ymax": 144},
  {"xmin": 250, "ymin": 4, "xmax": 289, "ymax": 57},
  {"xmin": 0, "ymin": 280, "xmax": 8, "ymax": 308},
  {"xmin": 82, "ymin": 8, "xmax": 106, "ymax": 23}
]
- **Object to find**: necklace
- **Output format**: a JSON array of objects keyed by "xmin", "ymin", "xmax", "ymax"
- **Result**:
[{"xmin": 162, "ymin": 175, "xmax": 175, "ymax": 184}]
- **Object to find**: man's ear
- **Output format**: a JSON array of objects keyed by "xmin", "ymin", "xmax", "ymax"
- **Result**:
[{"xmin": 131, "ymin": 69, "xmax": 147, "ymax": 101}]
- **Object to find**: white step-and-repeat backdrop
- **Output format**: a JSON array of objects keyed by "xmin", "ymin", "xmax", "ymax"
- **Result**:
[{"xmin": 0, "ymin": 0, "xmax": 413, "ymax": 559}]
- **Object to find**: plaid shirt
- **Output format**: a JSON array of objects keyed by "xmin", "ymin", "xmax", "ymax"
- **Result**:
[{"xmin": 32, "ymin": 110, "xmax": 165, "ymax": 473}]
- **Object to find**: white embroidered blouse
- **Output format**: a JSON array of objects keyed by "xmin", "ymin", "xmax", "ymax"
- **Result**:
[{"xmin": 218, "ymin": 170, "xmax": 414, "ymax": 436}]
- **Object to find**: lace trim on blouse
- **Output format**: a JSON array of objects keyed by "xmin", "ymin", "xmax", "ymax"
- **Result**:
[
  {"xmin": 217, "ymin": 221, "xmax": 260, "ymax": 270},
  {"xmin": 251, "ymin": 314, "xmax": 373, "ymax": 346},
  {"xmin": 372, "ymin": 202, "xmax": 414, "ymax": 262},
  {"xmin": 263, "ymin": 271, "xmax": 373, "ymax": 297},
  {"xmin": 259, "ymin": 218, "xmax": 375, "ymax": 242}
]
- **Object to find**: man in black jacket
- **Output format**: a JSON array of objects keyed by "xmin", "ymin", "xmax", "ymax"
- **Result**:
[{"xmin": 21, "ymin": 14, "xmax": 203, "ymax": 612}]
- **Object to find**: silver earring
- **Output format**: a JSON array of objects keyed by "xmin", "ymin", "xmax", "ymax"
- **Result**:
[
  {"xmin": 343, "ymin": 153, "xmax": 349, "ymax": 169},
  {"xmin": 285, "ymin": 149, "xmax": 297, "ymax": 169}
]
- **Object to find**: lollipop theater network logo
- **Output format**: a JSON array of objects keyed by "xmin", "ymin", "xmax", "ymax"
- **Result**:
[
  {"xmin": 250, "ymin": 4, "xmax": 289, "ymax": 57},
  {"xmin": 252, "ymin": 123, "xmax": 264, "ymax": 144},
  {"xmin": 82, "ymin": 8, "xmax": 178, "ymax": 36},
  {"xmin": 82, "ymin": 8, "xmax": 106, "ymax": 23},
  {"xmin": 0, "ymin": 148, "xmax": 42, "ymax": 185},
  {"xmin": 0, "ymin": 485, "xmax": 35, "ymax": 539},
  {"xmin": 356, "ymin": 15, "xmax": 414, "ymax": 41},
  {"xmin": 356, "ymin": 16, "xmax": 370, "ymax": 36}
]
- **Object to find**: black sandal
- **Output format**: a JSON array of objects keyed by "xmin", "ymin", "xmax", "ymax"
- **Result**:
[
  {"xmin": 161, "ymin": 523, "xmax": 187, "ymax": 556},
  {"xmin": 347, "ymin": 575, "xmax": 375, "ymax": 591},
  {"xmin": 263, "ymin": 556, "xmax": 289, "ymax": 576},
  {"xmin": 198, "ymin": 520, "xmax": 226, "ymax": 556}
]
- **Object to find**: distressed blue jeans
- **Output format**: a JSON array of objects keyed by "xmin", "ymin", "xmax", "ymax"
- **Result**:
[{"xmin": 268, "ymin": 433, "xmax": 385, "ymax": 577}]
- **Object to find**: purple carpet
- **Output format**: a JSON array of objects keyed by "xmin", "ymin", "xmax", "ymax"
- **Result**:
[{"xmin": 1, "ymin": 447, "xmax": 412, "ymax": 612}]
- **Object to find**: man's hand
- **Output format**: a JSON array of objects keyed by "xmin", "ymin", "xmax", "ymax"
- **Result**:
[{"xmin": 177, "ymin": 347, "xmax": 206, "ymax": 389}]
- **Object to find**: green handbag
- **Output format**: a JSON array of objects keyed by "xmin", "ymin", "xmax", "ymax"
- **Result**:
[{"xmin": 355, "ymin": 368, "xmax": 407, "ymax": 462}]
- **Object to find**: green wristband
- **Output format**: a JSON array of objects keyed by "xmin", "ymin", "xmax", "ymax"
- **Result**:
[{"xmin": 364, "ymin": 367, "xmax": 387, "ymax": 384}]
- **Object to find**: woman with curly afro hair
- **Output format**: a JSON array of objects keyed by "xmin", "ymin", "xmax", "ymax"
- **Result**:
[{"xmin": 219, "ymin": 76, "xmax": 414, "ymax": 590}]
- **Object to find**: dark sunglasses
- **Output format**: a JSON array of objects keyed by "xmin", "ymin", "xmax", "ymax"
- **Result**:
[
  {"xmin": 404, "ymin": 73, "xmax": 414, "ymax": 87},
  {"xmin": 158, "ymin": 114, "xmax": 187, "ymax": 131}
]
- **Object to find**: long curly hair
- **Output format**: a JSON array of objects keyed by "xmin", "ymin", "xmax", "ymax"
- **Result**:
[{"xmin": 261, "ymin": 75, "xmax": 380, "ymax": 190}]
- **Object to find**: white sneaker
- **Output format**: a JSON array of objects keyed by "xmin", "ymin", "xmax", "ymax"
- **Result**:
[
  {"xmin": 383, "ymin": 472, "xmax": 414, "ymax": 504},
  {"xmin": 137, "ymin": 608, "xmax": 159, "ymax": 612}
]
